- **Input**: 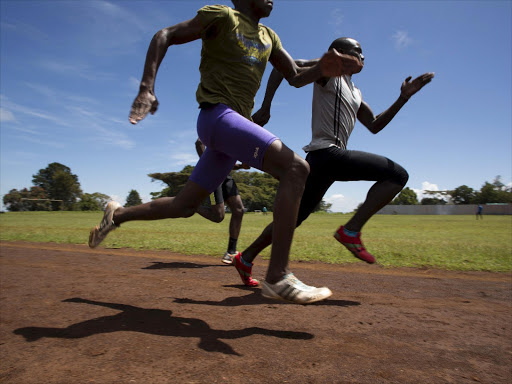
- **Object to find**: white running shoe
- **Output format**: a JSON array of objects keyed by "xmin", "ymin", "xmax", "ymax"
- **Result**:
[
  {"xmin": 261, "ymin": 273, "xmax": 332, "ymax": 304},
  {"xmin": 88, "ymin": 201, "xmax": 122, "ymax": 248},
  {"xmin": 221, "ymin": 251, "xmax": 237, "ymax": 265}
]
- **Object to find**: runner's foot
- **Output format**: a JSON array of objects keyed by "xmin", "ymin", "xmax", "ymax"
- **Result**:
[
  {"xmin": 334, "ymin": 225, "xmax": 376, "ymax": 264},
  {"xmin": 233, "ymin": 252, "xmax": 259, "ymax": 286},
  {"xmin": 262, "ymin": 273, "xmax": 332, "ymax": 304},
  {"xmin": 88, "ymin": 201, "xmax": 122, "ymax": 248},
  {"xmin": 221, "ymin": 251, "xmax": 237, "ymax": 265}
]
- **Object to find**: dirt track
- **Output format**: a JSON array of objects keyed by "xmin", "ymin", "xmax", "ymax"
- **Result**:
[{"xmin": 1, "ymin": 241, "xmax": 511, "ymax": 384}]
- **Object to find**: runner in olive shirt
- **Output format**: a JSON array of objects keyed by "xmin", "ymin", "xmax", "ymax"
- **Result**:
[{"xmin": 89, "ymin": 1, "xmax": 362, "ymax": 304}]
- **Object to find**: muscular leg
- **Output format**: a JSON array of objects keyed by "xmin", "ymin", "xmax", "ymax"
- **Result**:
[
  {"xmin": 195, "ymin": 105, "xmax": 308, "ymax": 283},
  {"xmin": 113, "ymin": 180, "xmax": 210, "ymax": 224},
  {"xmin": 344, "ymin": 180, "xmax": 404, "ymax": 232},
  {"xmin": 242, "ymin": 168, "xmax": 333, "ymax": 264},
  {"xmin": 316, "ymin": 148, "xmax": 408, "ymax": 233},
  {"xmin": 196, "ymin": 203, "xmax": 225, "ymax": 223},
  {"xmin": 225, "ymin": 194, "xmax": 244, "ymax": 240},
  {"xmin": 242, "ymin": 222, "xmax": 273, "ymax": 263},
  {"xmin": 260, "ymin": 140, "xmax": 310, "ymax": 284}
]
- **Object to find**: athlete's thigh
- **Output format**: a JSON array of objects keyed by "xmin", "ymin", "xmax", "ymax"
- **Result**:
[
  {"xmin": 190, "ymin": 148, "xmax": 236, "ymax": 194},
  {"xmin": 174, "ymin": 179, "xmax": 211, "ymax": 208},
  {"xmin": 297, "ymin": 157, "xmax": 334, "ymax": 226},
  {"xmin": 197, "ymin": 104, "xmax": 278, "ymax": 171},
  {"xmin": 321, "ymin": 147, "xmax": 404, "ymax": 182},
  {"xmin": 222, "ymin": 176, "xmax": 239, "ymax": 200}
]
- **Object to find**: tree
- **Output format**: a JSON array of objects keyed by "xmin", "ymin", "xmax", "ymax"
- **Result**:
[
  {"xmin": 125, "ymin": 190, "xmax": 142, "ymax": 207},
  {"xmin": 149, "ymin": 166, "xmax": 280, "ymax": 211},
  {"xmin": 474, "ymin": 181, "xmax": 512, "ymax": 204},
  {"xmin": 421, "ymin": 197, "xmax": 447, "ymax": 205},
  {"xmin": 2, "ymin": 189, "xmax": 23, "ymax": 211},
  {"xmin": 32, "ymin": 163, "xmax": 82, "ymax": 210},
  {"xmin": 78, "ymin": 193, "xmax": 110, "ymax": 211},
  {"xmin": 449, "ymin": 185, "xmax": 476, "ymax": 205},
  {"xmin": 2, "ymin": 187, "xmax": 51, "ymax": 211},
  {"xmin": 228, "ymin": 170, "xmax": 279, "ymax": 211},
  {"xmin": 313, "ymin": 200, "xmax": 333, "ymax": 212},
  {"xmin": 149, "ymin": 165, "xmax": 194, "ymax": 198},
  {"xmin": 390, "ymin": 187, "xmax": 418, "ymax": 205}
]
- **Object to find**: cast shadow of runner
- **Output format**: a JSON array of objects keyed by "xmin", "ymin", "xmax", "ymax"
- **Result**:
[
  {"xmin": 174, "ymin": 291, "xmax": 361, "ymax": 307},
  {"xmin": 142, "ymin": 261, "xmax": 226, "ymax": 270},
  {"xmin": 13, "ymin": 298, "xmax": 313, "ymax": 356}
]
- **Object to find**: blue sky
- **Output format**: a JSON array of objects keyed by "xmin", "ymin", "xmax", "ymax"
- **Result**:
[{"xmin": 1, "ymin": 0, "xmax": 511, "ymax": 212}]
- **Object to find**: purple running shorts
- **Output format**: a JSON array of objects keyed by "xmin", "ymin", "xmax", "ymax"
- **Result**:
[{"xmin": 190, "ymin": 103, "xmax": 278, "ymax": 193}]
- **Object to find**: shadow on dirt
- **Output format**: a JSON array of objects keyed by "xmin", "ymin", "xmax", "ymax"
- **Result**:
[
  {"xmin": 13, "ymin": 298, "xmax": 314, "ymax": 356},
  {"xmin": 142, "ymin": 261, "xmax": 226, "ymax": 270},
  {"xmin": 174, "ymin": 291, "xmax": 361, "ymax": 307}
]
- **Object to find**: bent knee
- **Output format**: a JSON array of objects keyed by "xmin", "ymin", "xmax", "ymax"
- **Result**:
[
  {"xmin": 396, "ymin": 168, "xmax": 409, "ymax": 186},
  {"xmin": 388, "ymin": 161, "xmax": 408, "ymax": 187},
  {"xmin": 289, "ymin": 157, "xmax": 310, "ymax": 183},
  {"xmin": 181, "ymin": 206, "xmax": 198, "ymax": 218},
  {"xmin": 231, "ymin": 206, "xmax": 244, "ymax": 217},
  {"xmin": 213, "ymin": 211, "xmax": 225, "ymax": 223}
]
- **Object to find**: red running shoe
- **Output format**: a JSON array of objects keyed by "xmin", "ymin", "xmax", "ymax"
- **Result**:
[
  {"xmin": 334, "ymin": 226, "xmax": 376, "ymax": 264},
  {"xmin": 233, "ymin": 252, "xmax": 259, "ymax": 287}
]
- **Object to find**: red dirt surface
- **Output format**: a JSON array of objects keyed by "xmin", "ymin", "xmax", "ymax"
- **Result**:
[{"xmin": 1, "ymin": 241, "xmax": 511, "ymax": 384}]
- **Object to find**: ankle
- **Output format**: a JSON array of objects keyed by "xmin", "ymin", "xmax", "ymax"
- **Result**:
[
  {"xmin": 241, "ymin": 252, "xmax": 256, "ymax": 265},
  {"xmin": 265, "ymin": 271, "xmax": 287, "ymax": 285},
  {"xmin": 239, "ymin": 254, "xmax": 253, "ymax": 267},
  {"xmin": 343, "ymin": 227, "xmax": 359, "ymax": 237}
]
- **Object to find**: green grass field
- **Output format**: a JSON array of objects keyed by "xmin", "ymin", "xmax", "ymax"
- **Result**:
[{"xmin": 1, "ymin": 211, "xmax": 511, "ymax": 272}]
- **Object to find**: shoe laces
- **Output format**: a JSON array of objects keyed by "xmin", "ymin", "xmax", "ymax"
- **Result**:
[{"xmin": 284, "ymin": 274, "xmax": 313, "ymax": 291}]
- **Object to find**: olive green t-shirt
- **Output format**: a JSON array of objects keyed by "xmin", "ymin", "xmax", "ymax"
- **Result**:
[{"xmin": 196, "ymin": 5, "xmax": 282, "ymax": 119}]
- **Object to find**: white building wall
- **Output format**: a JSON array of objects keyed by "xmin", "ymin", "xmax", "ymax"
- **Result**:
[{"xmin": 377, "ymin": 204, "xmax": 512, "ymax": 215}]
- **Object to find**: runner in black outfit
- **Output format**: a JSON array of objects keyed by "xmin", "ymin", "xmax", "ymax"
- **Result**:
[{"xmin": 239, "ymin": 37, "xmax": 434, "ymax": 266}]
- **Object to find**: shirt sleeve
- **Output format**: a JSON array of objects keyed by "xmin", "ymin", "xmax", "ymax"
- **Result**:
[
  {"xmin": 197, "ymin": 5, "xmax": 229, "ymax": 40},
  {"xmin": 265, "ymin": 26, "xmax": 283, "ymax": 55}
]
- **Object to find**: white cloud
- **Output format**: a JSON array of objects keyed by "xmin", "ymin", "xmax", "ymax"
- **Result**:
[
  {"xmin": 412, "ymin": 181, "xmax": 446, "ymax": 201},
  {"xmin": 39, "ymin": 60, "xmax": 114, "ymax": 82},
  {"xmin": 392, "ymin": 30, "xmax": 413, "ymax": 50},
  {"xmin": 0, "ymin": 20, "xmax": 49, "ymax": 41},
  {"xmin": 92, "ymin": 126, "xmax": 136, "ymax": 150},
  {"xmin": 329, "ymin": 9, "xmax": 344, "ymax": 34},
  {"xmin": 324, "ymin": 193, "xmax": 360, "ymax": 213},
  {"xmin": 1, "ymin": 98, "xmax": 72, "ymax": 127},
  {"xmin": 0, "ymin": 108, "xmax": 16, "ymax": 122},
  {"xmin": 169, "ymin": 152, "xmax": 199, "ymax": 166},
  {"xmin": 91, "ymin": 1, "xmax": 149, "ymax": 33},
  {"xmin": 24, "ymin": 82, "xmax": 98, "ymax": 106},
  {"xmin": 14, "ymin": 134, "xmax": 66, "ymax": 148}
]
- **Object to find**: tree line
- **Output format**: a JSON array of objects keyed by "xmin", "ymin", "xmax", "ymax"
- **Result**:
[
  {"xmin": 2, "ymin": 163, "xmax": 510, "ymax": 212},
  {"xmin": 2, "ymin": 162, "xmax": 143, "ymax": 212},
  {"xmin": 390, "ymin": 176, "xmax": 512, "ymax": 206},
  {"xmin": 149, "ymin": 166, "xmax": 334, "ymax": 213}
]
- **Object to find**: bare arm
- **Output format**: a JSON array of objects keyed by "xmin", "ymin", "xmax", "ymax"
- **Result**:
[
  {"xmin": 269, "ymin": 48, "xmax": 362, "ymax": 89},
  {"xmin": 252, "ymin": 59, "xmax": 320, "ymax": 126},
  {"xmin": 253, "ymin": 47, "xmax": 361, "ymax": 125},
  {"xmin": 357, "ymin": 72, "xmax": 435, "ymax": 134},
  {"xmin": 129, "ymin": 16, "xmax": 204, "ymax": 125}
]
